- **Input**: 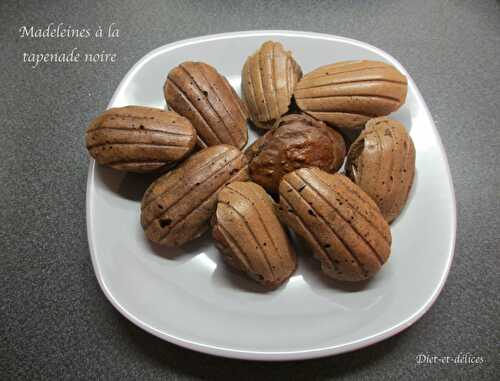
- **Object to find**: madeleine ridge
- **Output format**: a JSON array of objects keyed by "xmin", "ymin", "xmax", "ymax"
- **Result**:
[
  {"xmin": 242, "ymin": 41, "xmax": 302, "ymax": 129},
  {"xmin": 279, "ymin": 168, "xmax": 391, "ymax": 281},
  {"xmin": 164, "ymin": 61, "xmax": 248, "ymax": 149},
  {"xmin": 212, "ymin": 181, "xmax": 297, "ymax": 289},
  {"xmin": 141, "ymin": 145, "xmax": 249, "ymax": 247},
  {"xmin": 346, "ymin": 117, "xmax": 416, "ymax": 223},
  {"xmin": 85, "ymin": 106, "xmax": 197, "ymax": 172},
  {"xmin": 295, "ymin": 60, "xmax": 408, "ymax": 130}
]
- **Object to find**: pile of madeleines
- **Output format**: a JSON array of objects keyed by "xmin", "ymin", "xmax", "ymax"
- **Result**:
[{"xmin": 86, "ymin": 41, "xmax": 416, "ymax": 290}]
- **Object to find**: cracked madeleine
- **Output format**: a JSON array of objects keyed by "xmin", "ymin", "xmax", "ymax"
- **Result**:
[{"xmin": 246, "ymin": 113, "xmax": 346, "ymax": 194}]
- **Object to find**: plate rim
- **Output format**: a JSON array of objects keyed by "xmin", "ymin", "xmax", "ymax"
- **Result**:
[{"xmin": 86, "ymin": 30, "xmax": 457, "ymax": 361}]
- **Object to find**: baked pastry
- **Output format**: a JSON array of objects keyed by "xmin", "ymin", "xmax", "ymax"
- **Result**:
[
  {"xmin": 85, "ymin": 106, "xmax": 196, "ymax": 172},
  {"xmin": 141, "ymin": 145, "xmax": 248, "ymax": 246},
  {"xmin": 294, "ymin": 60, "xmax": 407, "ymax": 130},
  {"xmin": 279, "ymin": 168, "xmax": 391, "ymax": 281},
  {"xmin": 164, "ymin": 61, "xmax": 248, "ymax": 149},
  {"xmin": 246, "ymin": 113, "xmax": 345, "ymax": 193},
  {"xmin": 242, "ymin": 41, "xmax": 302, "ymax": 129},
  {"xmin": 345, "ymin": 117, "xmax": 416, "ymax": 222},
  {"xmin": 212, "ymin": 181, "xmax": 297, "ymax": 289}
]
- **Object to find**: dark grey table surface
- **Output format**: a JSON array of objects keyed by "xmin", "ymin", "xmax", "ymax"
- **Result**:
[{"xmin": 1, "ymin": 0, "xmax": 499, "ymax": 380}]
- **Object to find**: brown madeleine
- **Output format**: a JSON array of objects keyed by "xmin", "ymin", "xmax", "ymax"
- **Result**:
[
  {"xmin": 164, "ymin": 61, "xmax": 248, "ymax": 149},
  {"xmin": 242, "ymin": 41, "xmax": 302, "ymax": 129},
  {"xmin": 141, "ymin": 145, "xmax": 248, "ymax": 246},
  {"xmin": 345, "ymin": 117, "xmax": 416, "ymax": 223},
  {"xmin": 246, "ymin": 113, "xmax": 346, "ymax": 194},
  {"xmin": 294, "ymin": 60, "xmax": 407, "ymax": 130},
  {"xmin": 85, "ymin": 106, "xmax": 197, "ymax": 172},
  {"xmin": 212, "ymin": 181, "xmax": 297, "ymax": 289},
  {"xmin": 279, "ymin": 168, "xmax": 391, "ymax": 281}
]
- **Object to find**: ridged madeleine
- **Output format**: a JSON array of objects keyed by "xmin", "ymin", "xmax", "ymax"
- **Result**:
[
  {"xmin": 294, "ymin": 60, "xmax": 407, "ymax": 130},
  {"xmin": 213, "ymin": 181, "xmax": 297, "ymax": 289},
  {"xmin": 85, "ymin": 106, "xmax": 196, "ymax": 172},
  {"xmin": 279, "ymin": 168, "xmax": 391, "ymax": 281},
  {"xmin": 164, "ymin": 61, "xmax": 248, "ymax": 149},
  {"xmin": 141, "ymin": 145, "xmax": 248, "ymax": 246},
  {"xmin": 242, "ymin": 41, "xmax": 302, "ymax": 129},
  {"xmin": 345, "ymin": 117, "xmax": 416, "ymax": 223}
]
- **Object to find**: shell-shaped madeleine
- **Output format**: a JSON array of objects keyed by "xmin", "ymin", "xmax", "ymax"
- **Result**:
[
  {"xmin": 246, "ymin": 113, "xmax": 346, "ymax": 194},
  {"xmin": 294, "ymin": 60, "xmax": 407, "ymax": 130},
  {"xmin": 141, "ymin": 145, "xmax": 249, "ymax": 247},
  {"xmin": 212, "ymin": 181, "xmax": 297, "ymax": 289},
  {"xmin": 164, "ymin": 61, "xmax": 248, "ymax": 149},
  {"xmin": 242, "ymin": 41, "xmax": 302, "ymax": 129},
  {"xmin": 279, "ymin": 168, "xmax": 391, "ymax": 281},
  {"xmin": 345, "ymin": 117, "xmax": 416, "ymax": 223},
  {"xmin": 85, "ymin": 106, "xmax": 197, "ymax": 172}
]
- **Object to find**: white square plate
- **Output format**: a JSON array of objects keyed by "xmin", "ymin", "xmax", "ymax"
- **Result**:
[{"xmin": 86, "ymin": 31, "xmax": 456, "ymax": 360}]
